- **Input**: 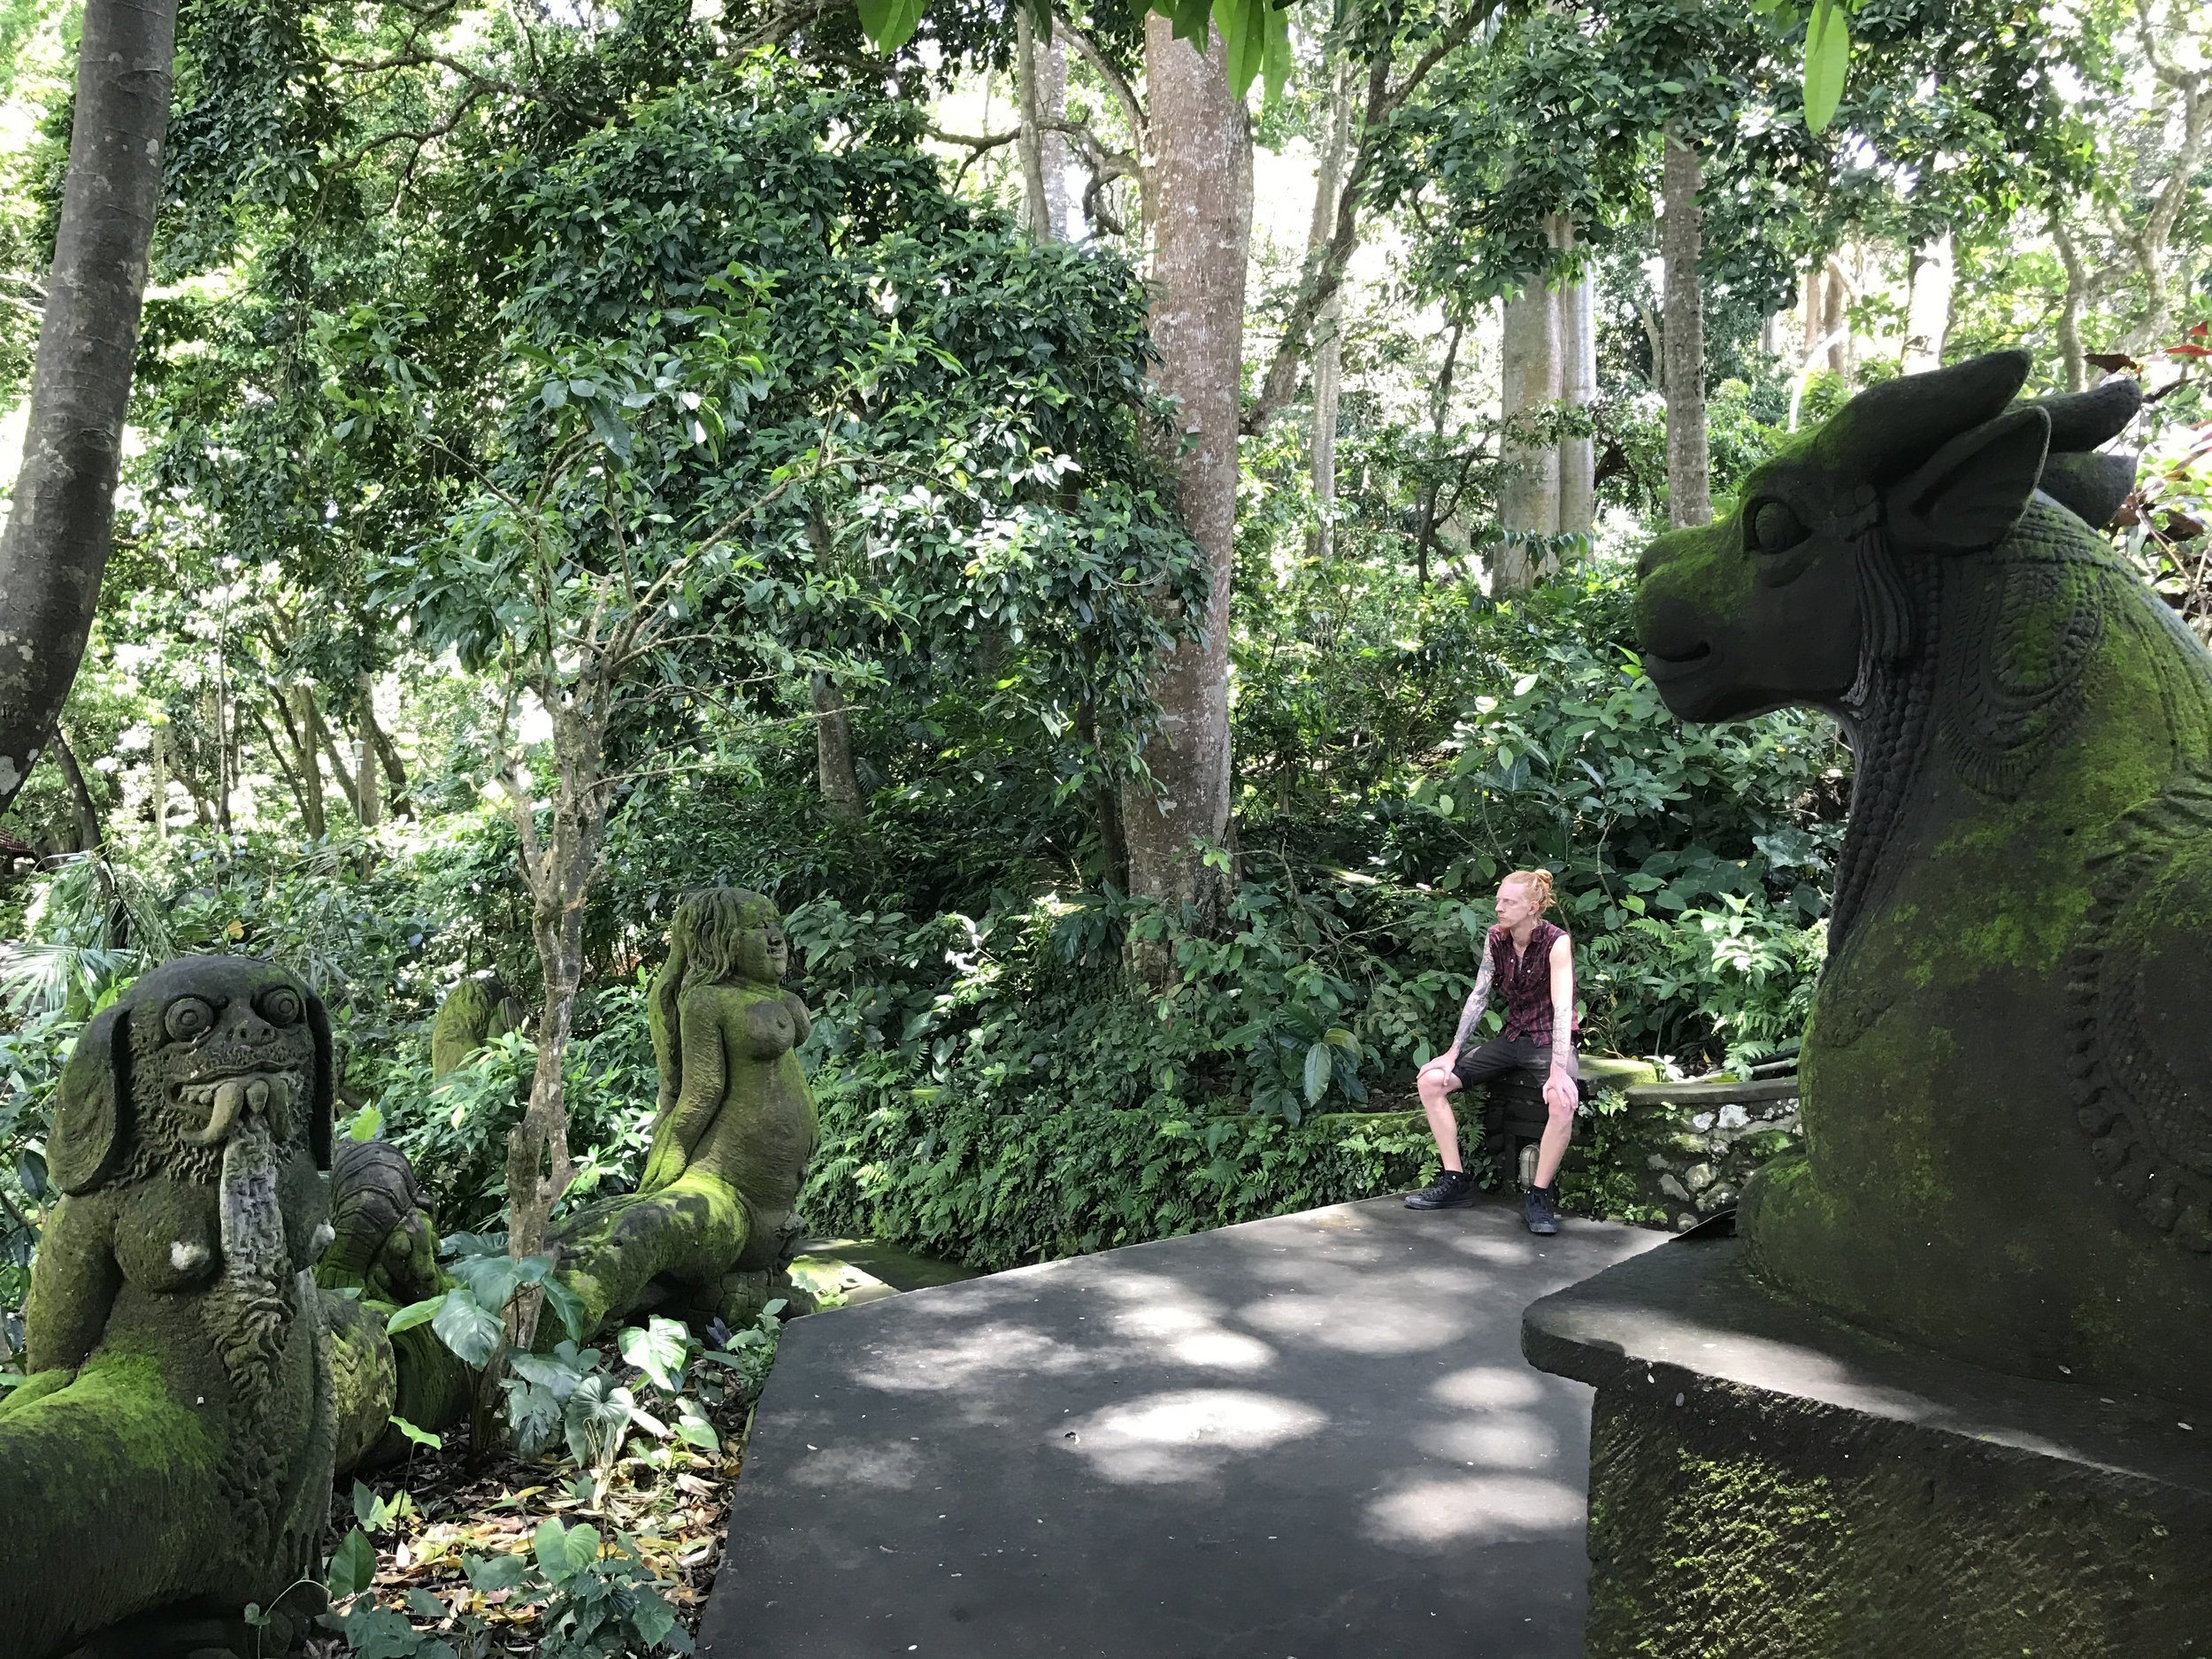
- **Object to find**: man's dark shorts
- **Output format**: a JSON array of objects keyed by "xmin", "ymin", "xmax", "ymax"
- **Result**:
[{"xmin": 1451, "ymin": 1036, "xmax": 1552, "ymax": 1090}]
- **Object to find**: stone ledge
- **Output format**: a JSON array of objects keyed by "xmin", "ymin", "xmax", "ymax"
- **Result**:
[
  {"xmin": 1619, "ymin": 1076, "xmax": 1803, "ymax": 1108},
  {"xmin": 1523, "ymin": 1238, "xmax": 2212, "ymax": 1657},
  {"xmin": 1524, "ymin": 1235, "xmax": 2208, "ymax": 1483}
]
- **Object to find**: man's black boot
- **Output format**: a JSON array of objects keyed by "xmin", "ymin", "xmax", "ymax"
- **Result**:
[
  {"xmin": 1524, "ymin": 1184, "xmax": 1560, "ymax": 1235},
  {"xmin": 1405, "ymin": 1169, "xmax": 1476, "ymax": 1210}
]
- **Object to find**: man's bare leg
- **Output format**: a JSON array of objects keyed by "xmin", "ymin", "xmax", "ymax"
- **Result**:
[
  {"xmin": 1417, "ymin": 1064, "xmax": 1465, "ymax": 1173},
  {"xmin": 1533, "ymin": 1096, "xmax": 1574, "ymax": 1189}
]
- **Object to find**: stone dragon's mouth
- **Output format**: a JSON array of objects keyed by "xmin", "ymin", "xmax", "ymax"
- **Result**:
[{"xmin": 173, "ymin": 1071, "xmax": 301, "ymax": 1145}]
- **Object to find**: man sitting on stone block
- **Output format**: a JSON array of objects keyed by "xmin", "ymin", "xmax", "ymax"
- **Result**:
[{"xmin": 1405, "ymin": 867, "xmax": 1580, "ymax": 1233}]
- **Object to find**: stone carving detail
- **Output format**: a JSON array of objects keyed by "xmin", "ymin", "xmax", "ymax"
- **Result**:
[
  {"xmin": 1633, "ymin": 350, "xmax": 2212, "ymax": 1409},
  {"xmin": 0, "ymin": 957, "xmax": 337, "ymax": 1657},
  {"xmin": 546, "ymin": 887, "xmax": 819, "ymax": 1342},
  {"xmin": 2070, "ymin": 777, "xmax": 2212, "ymax": 1252}
]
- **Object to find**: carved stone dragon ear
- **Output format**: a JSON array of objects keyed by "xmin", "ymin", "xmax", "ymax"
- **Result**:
[
  {"xmin": 50, "ymin": 1002, "xmax": 134, "ymax": 1195},
  {"xmin": 307, "ymin": 989, "xmax": 334, "ymax": 1172},
  {"xmin": 1886, "ymin": 403, "xmax": 2052, "ymax": 557}
]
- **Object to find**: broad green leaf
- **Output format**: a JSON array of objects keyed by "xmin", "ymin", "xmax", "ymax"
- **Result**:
[
  {"xmin": 390, "ymin": 1414, "xmax": 443, "ymax": 1449},
  {"xmin": 540, "ymin": 1274, "xmax": 588, "ymax": 1343},
  {"xmin": 449, "ymin": 1250, "xmax": 525, "ymax": 1312},
  {"xmin": 433, "ymin": 1289, "xmax": 504, "ymax": 1368},
  {"xmin": 677, "ymin": 1413, "xmax": 721, "ymax": 1454},
  {"xmin": 327, "ymin": 1527, "xmax": 378, "ymax": 1600},
  {"xmin": 620, "ymin": 1316, "xmax": 691, "ymax": 1394},
  {"xmin": 384, "ymin": 1294, "xmax": 444, "ymax": 1338},
  {"xmin": 345, "ymin": 1104, "xmax": 380, "ymax": 1141},
  {"xmin": 1803, "ymin": 0, "xmax": 1849, "ymax": 134},
  {"xmin": 856, "ymin": 0, "xmax": 926, "ymax": 51},
  {"xmin": 1302, "ymin": 1039, "xmax": 1333, "ymax": 1106},
  {"xmin": 463, "ymin": 1550, "xmax": 530, "ymax": 1593}
]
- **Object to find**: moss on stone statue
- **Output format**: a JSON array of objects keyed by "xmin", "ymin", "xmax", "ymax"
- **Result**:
[
  {"xmin": 542, "ymin": 888, "xmax": 819, "ymax": 1344},
  {"xmin": 1637, "ymin": 358, "xmax": 2212, "ymax": 1410},
  {"xmin": 430, "ymin": 975, "xmax": 523, "ymax": 1077},
  {"xmin": 0, "ymin": 958, "xmax": 345, "ymax": 1655}
]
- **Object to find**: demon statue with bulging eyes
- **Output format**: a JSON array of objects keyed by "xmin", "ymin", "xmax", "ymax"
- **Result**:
[{"xmin": 0, "ymin": 956, "xmax": 339, "ymax": 1657}]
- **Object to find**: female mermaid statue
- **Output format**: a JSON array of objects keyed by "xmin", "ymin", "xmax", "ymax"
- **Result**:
[{"xmin": 548, "ymin": 887, "xmax": 818, "ymax": 1338}]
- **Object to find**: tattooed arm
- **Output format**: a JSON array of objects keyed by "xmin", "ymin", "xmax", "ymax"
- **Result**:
[
  {"xmin": 1545, "ymin": 932, "xmax": 1579, "ymax": 1113},
  {"xmin": 1446, "ymin": 947, "xmax": 1496, "ymax": 1061}
]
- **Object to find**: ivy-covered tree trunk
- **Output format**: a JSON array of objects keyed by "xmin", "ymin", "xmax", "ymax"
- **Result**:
[
  {"xmin": 1659, "ymin": 128, "xmax": 1710, "ymax": 528},
  {"xmin": 0, "ymin": 0, "xmax": 177, "ymax": 815},
  {"xmin": 1120, "ymin": 16, "xmax": 1249, "ymax": 965}
]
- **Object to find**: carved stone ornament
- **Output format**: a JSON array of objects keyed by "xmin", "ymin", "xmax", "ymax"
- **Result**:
[
  {"xmin": 1634, "ymin": 350, "xmax": 2212, "ymax": 1410},
  {"xmin": 0, "ymin": 956, "xmax": 338, "ymax": 1657}
]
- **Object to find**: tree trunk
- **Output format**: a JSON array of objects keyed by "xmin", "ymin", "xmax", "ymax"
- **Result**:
[
  {"xmin": 369, "ymin": 714, "xmax": 409, "ymax": 816},
  {"xmin": 49, "ymin": 725, "xmax": 102, "ymax": 852},
  {"xmin": 2053, "ymin": 217, "xmax": 2089, "ymax": 394},
  {"xmin": 1659, "ymin": 130, "xmax": 1711, "ymax": 529},
  {"xmin": 1498, "ymin": 242, "xmax": 1562, "ymax": 567},
  {"xmin": 1801, "ymin": 267, "xmax": 1823, "ymax": 361},
  {"xmin": 0, "ymin": 0, "xmax": 178, "ymax": 815},
  {"xmin": 1119, "ymin": 15, "xmax": 1248, "ymax": 968},
  {"xmin": 1821, "ymin": 259, "xmax": 1848, "ymax": 376},
  {"xmin": 1306, "ymin": 58, "xmax": 1354, "ymax": 562},
  {"xmin": 810, "ymin": 672, "xmax": 864, "ymax": 819},
  {"xmin": 288, "ymin": 688, "xmax": 326, "ymax": 838},
  {"xmin": 1414, "ymin": 320, "xmax": 1464, "ymax": 588},
  {"xmin": 1554, "ymin": 214, "xmax": 1596, "ymax": 538},
  {"xmin": 1017, "ymin": 12, "xmax": 1071, "ymax": 241},
  {"xmin": 356, "ymin": 673, "xmax": 382, "ymax": 829},
  {"xmin": 1901, "ymin": 230, "xmax": 1953, "ymax": 373}
]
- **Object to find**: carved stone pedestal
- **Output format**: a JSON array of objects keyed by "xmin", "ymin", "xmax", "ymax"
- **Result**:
[{"xmin": 1523, "ymin": 1237, "xmax": 2212, "ymax": 1658}]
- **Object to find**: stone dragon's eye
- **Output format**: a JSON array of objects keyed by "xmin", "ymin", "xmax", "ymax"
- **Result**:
[
  {"xmin": 259, "ymin": 987, "xmax": 303, "ymax": 1025},
  {"xmin": 1748, "ymin": 499, "xmax": 1810, "ymax": 556},
  {"xmin": 165, "ymin": 996, "xmax": 216, "ymax": 1041}
]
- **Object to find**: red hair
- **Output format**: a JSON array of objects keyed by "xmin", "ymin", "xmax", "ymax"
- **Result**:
[{"xmin": 1504, "ymin": 868, "xmax": 1556, "ymax": 913}]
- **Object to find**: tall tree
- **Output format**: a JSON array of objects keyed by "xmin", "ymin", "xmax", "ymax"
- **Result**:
[
  {"xmin": 1660, "ymin": 130, "xmax": 1712, "ymax": 526},
  {"xmin": 1118, "ymin": 16, "xmax": 1250, "ymax": 949},
  {"xmin": 0, "ymin": 0, "xmax": 177, "ymax": 813}
]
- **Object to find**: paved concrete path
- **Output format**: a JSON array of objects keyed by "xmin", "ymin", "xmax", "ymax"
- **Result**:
[{"xmin": 699, "ymin": 1195, "xmax": 1665, "ymax": 1659}]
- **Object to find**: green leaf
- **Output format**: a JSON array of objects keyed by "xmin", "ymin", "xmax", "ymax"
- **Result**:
[
  {"xmin": 677, "ymin": 1414, "xmax": 721, "ymax": 1454},
  {"xmin": 540, "ymin": 1274, "xmax": 588, "ymax": 1344},
  {"xmin": 1212, "ymin": 0, "xmax": 1268, "ymax": 104},
  {"xmin": 1153, "ymin": 0, "xmax": 1212, "ymax": 43},
  {"xmin": 327, "ymin": 1527, "xmax": 379, "ymax": 1600},
  {"xmin": 1803, "ymin": 0, "xmax": 1849, "ymax": 134},
  {"xmin": 345, "ymin": 1104, "xmax": 381, "ymax": 1141},
  {"xmin": 856, "ymin": 0, "xmax": 926, "ymax": 51},
  {"xmin": 390, "ymin": 1414, "xmax": 444, "ymax": 1449},
  {"xmin": 620, "ymin": 1317, "xmax": 691, "ymax": 1394},
  {"xmin": 433, "ymin": 1289, "xmax": 505, "ymax": 1368},
  {"xmin": 463, "ymin": 1551, "xmax": 530, "ymax": 1594},
  {"xmin": 449, "ymin": 1251, "xmax": 525, "ymax": 1312},
  {"xmin": 1302, "ymin": 1040, "xmax": 1333, "ymax": 1106},
  {"xmin": 385, "ymin": 1294, "xmax": 444, "ymax": 1338}
]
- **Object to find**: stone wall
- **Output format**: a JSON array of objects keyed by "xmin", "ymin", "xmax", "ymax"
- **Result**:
[{"xmin": 1577, "ymin": 1082, "xmax": 1802, "ymax": 1232}]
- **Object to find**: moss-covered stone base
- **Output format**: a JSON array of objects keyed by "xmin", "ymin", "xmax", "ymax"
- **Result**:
[{"xmin": 1525, "ymin": 1239, "xmax": 2212, "ymax": 1658}]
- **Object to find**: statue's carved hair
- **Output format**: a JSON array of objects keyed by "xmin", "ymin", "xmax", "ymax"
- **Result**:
[
  {"xmin": 1504, "ymin": 868, "xmax": 1556, "ymax": 913},
  {"xmin": 672, "ymin": 887, "xmax": 780, "ymax": 991},
  {"xmin": 651, "ymin": 887, "xmax": 782, "ymax": 1106}
]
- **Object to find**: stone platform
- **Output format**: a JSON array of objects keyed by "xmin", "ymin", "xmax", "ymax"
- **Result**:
[
  {"xmin": 700, "ymin": 1194, "xmax": 1664, "ymax": 1658},
  {"xmin": 1523, "ymin": 1236, "xmax": 2212, "ymax": 1658}
]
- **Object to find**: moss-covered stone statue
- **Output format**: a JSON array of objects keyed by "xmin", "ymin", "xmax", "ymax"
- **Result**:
[
  {"xmin": 429, "ymin": 972, "xmax": 525, "ymax": 1076},
  {"xmin": 1633, "ymin": 349, "xmax": 2212, "ymax": 1410},
  {"xmin": 546, "ymin": 887, "xmax": 818, "ymax": 1341},
  {"xmin": 0, "ymin": 957, "xmax": 339, "ymax": 1656}
]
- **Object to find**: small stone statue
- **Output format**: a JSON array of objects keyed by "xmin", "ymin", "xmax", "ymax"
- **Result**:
[
  {"xmin": 0, "ymin": 957, "xmax": 337, "ymax": 1657},
  {"xmin": 429, "ymin": 972, "xmax": 526, "ymax": 1076},
  {"xmin": 1634, "ymin": 349, "xmax": 2212, "ymax": 1409},
  {"xmin": 548, "ymin": 887, "xmax": 819, "ymax": 1340}
]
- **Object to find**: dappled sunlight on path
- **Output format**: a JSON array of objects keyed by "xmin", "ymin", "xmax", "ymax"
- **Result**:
[{"xmin": 701, "ymin": 1195, "xmax": 1662, "ymax": 1659}]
